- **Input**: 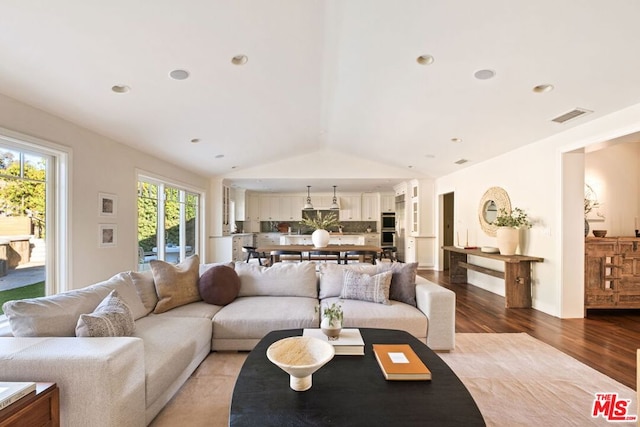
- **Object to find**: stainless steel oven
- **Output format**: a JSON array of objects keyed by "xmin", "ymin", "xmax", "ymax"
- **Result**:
[{"xmin": 381, "ymin": 212, "xmax": 396, "ymax": 246}]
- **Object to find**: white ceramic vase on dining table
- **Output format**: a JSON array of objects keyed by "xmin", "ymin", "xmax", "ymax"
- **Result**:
[{"xmin": 312, "ymin": 229, "xmax": 330, "ymax": 248}]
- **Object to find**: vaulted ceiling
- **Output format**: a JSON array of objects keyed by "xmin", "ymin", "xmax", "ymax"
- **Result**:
[{"xmin": 1, "ymin": 1, "xmax": 640, "ymax": 192}]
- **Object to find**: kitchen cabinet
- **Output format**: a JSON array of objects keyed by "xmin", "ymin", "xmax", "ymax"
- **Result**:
[
  {"xmin": 232, "ymin": 234, "xmax": 255, "ymax": 262},
  {"xmin": 246, "ymin": 193, "xmax": 260, "ymax": 221},
  {"xmin": 364, "ymin": 233, "xmax": 380, "ymax": 246},
  {"xmin": 233, "ymin": 188, "xmax": 247, "ymax": 221},
  {"xmin": 339, "ymin": 196, "xmax": 361, "ymax": 221},
  {"xmin": 280, "ymin": 196, "xmax": 303, "ymax": 221},
  {"xmin": 361, "ymin": 194, "xmax": 380, "ymax": 221},
  {"xmin": 257, "ymin": 233, "xmax": 281, "ymax": 247},
  {"xmin": 259, "ymin": 197, "xmax": 281, "ymax": 221},
  {"xmin": 380, "ymin": 194, "xmax": 395, "ymax": 213},
  {"xmin": 585, "ymin": 237, "xmax": 640, "ymax": 309}
]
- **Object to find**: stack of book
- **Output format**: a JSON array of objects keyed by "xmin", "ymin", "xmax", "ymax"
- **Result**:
[
  {"xmin": 0, "ymin": 382, "xmax": 36, "ymax": 410},
  {"xmin": 372, "ymin": 344, "xmax": 432, "ymax": 381},
  {"xmin": 302, "ymin": 328, "xmax": 365, "ymax": 355}
]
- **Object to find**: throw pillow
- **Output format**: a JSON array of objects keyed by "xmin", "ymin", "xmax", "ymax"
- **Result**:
[
  {"xmin": 376, "ymin": 262, "xmax": 419, "ymax": 306},
  {"xmin": 235, "ymin": 261, "xmax": 317, "ymax": 298},
  {"xmin": 75, "ymin": 290, "xmax": 135, "ymax": 337},
  {"xmin": 128, "ymin": 270, "xmax": 158, "ymax": 315},
  {"xmin": 318, "ymin": 263, "xmax": 378, "ymax": 299},
  {"xmin": 151, "ymin": 254, "xmax": 201, "ymax": 314},
  {"xmin": 198, "ymin": 265, "xmax": 240, "ymax": 305},
  {"xmin": 340, "ymin": 269, "xmax": 392, "ymax": 305}
]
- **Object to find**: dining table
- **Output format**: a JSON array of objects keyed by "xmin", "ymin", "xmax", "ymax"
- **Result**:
[{"xmin": 254, "ymin": 244, "xmax": 382, "ymax": 264}]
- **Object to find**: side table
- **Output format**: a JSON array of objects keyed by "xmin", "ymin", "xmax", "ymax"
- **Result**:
[{"xmin": 0, "ymin": 383, "xmax": 59, "ymax": 427}]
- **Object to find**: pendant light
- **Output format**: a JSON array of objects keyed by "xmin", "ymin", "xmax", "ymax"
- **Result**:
[
  {"xmin": 303, "ymin": 185, "xmax": 314, "ymax": 210},
  {"xmin": 330, "ymin": 185, "xmax": 340, "ymax": 210}
]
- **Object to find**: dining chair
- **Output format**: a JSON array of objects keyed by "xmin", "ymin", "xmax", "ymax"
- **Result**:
[
  {"xmin": 308, "ymin": 250, "xmax": 341, "ymax": 264},
  {"xmin": 242, "ymin": 246, "xmax": 268, "ymax": 266},
  {"xmin": 343, "ymin": 250, "xmax": 377, "ymax": 265},
  {"xmin": 270, "ymin": 250, "xmax": 303, "ymax": 264}
]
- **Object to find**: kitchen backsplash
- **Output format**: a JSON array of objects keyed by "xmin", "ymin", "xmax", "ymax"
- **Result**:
[{"xmin": 249, "ymin": 221, "xmax": 378, "ymax": 234}]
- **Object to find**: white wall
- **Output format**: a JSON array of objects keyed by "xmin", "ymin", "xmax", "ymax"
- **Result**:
[
  {"xmin": 585, "ymin": 140, "xmax": 640, "ymax": 236},
  {"xmin": 436, "ymin": 102, "xmax": 640, "ymax": 318},
  {"xmin": 0, "ymin": 93, "xmax": 209, "ymax": 290}
]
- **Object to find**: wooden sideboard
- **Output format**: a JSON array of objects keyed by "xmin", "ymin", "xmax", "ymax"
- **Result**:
[
  {"xmin": 444, "ymin": 246, "xmax": 543, "ymax": 308},
  {"xmin": 0, "ymin": 383, "xmax": 59, "ymax": 427},
  {"xmin": 585, "ymin": 236, "xmax": 640, "ymax": 309}
]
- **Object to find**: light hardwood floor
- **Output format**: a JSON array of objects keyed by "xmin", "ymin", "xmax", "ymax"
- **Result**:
[{"xmin": 419, "ymin": 270, "xmax": 640, "ymax": 390}]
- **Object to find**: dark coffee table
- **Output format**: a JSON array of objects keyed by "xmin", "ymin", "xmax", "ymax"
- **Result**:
[{"xmin": 230, "ymin": 328, "xmax": 485, "ymax": 426}]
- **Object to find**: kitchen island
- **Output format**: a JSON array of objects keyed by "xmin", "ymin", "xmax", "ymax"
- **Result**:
[{"xmin": 280, "ymin": 233, "xmax": 378, "ymax": 246}]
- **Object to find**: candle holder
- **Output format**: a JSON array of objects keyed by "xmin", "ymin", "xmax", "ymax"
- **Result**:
[{"xmin": 636, "ymin": 229, "xmax": 640, "ymax": 237}]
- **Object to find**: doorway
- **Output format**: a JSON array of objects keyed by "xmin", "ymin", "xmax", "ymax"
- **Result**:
[{"xmin": 442, "ymin": 192, "xmax": 454, "ymax": 270}]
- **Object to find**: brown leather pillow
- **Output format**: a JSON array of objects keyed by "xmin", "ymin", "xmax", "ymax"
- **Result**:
[{"xmin": 198, "ymin": 265, "xmax": 240, "ymax": 305}]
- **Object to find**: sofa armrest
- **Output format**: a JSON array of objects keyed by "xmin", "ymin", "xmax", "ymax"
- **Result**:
[
  {"xmin": 415, "ymin": 278, "xmax": 456, "ymax": 351},
  {"xmin": 0, "ymin": 337, "xmax": 146, "ymax": 427}
]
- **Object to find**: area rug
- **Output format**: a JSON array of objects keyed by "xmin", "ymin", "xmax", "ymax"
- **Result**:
[
  {"xmin": 150, "ymin": 333, "xmax": 637, "ymax": 427},
  {"xmin": 438, "ymin": 333, "xmax": 637, "ymax": 427}
]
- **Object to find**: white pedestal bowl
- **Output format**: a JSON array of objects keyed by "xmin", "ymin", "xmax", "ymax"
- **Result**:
[{"xmin": 266, "ymin": 336, "xmax": 335, "ymax": 391}]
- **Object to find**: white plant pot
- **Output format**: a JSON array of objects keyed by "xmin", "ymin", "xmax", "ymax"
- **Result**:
[
  {"xmin": 320, "ymin": 316, "xmax": 342, "ymax": 339},
  {"xmin": 496, "ymin": 227, "xmax": 519, "ymax": 255},
  {"xmin": 312, "ymin": 229, "xmax": 330, "ymax": 248}
]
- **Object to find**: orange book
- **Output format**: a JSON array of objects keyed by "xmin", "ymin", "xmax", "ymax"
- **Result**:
[{"xmin": 372, "ymin": 344, "xmax": 432, "ymax": 381}]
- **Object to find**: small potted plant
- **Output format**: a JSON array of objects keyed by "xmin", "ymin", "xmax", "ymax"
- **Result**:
[
  {"xmin": 494, "ymin": 207, "xmax": 531, "ymax": 255},
  {"xmin": 318, "ymin": 302, "xmax": 343, "ymax": 340}
]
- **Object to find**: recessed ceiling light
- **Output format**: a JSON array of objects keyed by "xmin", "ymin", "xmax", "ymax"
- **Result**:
[
  {"xmin": 231, "ymin": 55, "xmax": 248, "ymax": 65},
  {"xmin": 454, "ymin": 158, "xmax": 469, "ymax": 165},
  {"xmin": 215, "ymin": 154, "xmax": 224, "ymax": 159},
  {"xmin": 170, "ymin": 69, "xmax": 190, "ymax": 80},
  {"xmin": 190, "ymin": 138, "xmax": 200, "ymax": 144},
  {"xmin": 451, "ymin": 137, "xmax": 462, "ymax": 143},
  {"xmin": 533, "ymin": 84, "xmax": 554, "ymax": 93},
  {"xmin": 111, "ymin": 85, "xmax": 130, "ymax": 93},
  {"xmin": 416, "ymin": 55, "xmax": 434, "ymax": 65},
  {"xmin": 474, "ymin": 69, "xmax": 496, "ymax": 80},
  {"xmin": 408, "ymin": 165, "xmax": 414, "ymax": 169}
]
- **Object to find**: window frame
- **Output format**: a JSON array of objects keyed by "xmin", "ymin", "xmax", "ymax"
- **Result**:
[{"xmin": 136, "ymin": 171, "xmax": 205, "ymax": 268}]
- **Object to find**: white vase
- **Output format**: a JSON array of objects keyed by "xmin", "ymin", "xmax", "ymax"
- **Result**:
[
  {"xmin": 496, "ymin": 227, "xmax": 519, "ymax": 255},
  {"xmin": 312, "ymin": 229, "xmax": 330, "ymax": 248},
  {"xmin": 320, "ymin": 316, "xmax": 342, "ymax": 339}
]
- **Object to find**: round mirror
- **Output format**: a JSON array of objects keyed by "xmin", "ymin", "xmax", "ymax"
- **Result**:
[{"xmin": 478, "ymin": 187, "xmax": 511, "ymax": 237}]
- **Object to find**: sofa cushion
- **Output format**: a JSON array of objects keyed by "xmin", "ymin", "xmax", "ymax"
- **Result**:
[
  {"xmin": 152, "ymin": 255, "xmax": 201, "ymax": 314},
  {"xmin": 128, "ymin": 270, "xmax": 158, "ymax": 315},
  {"xmin": 75, "ymin": 290, "xmax": 135, "ymax": 337},
  {"xmin": 2, "ymin": 272, "xmax": 144, "ymax": 337},
  {"xmin": 376, "ymin": 262, "xmax": 418, "ymax": 306},
  {"xmin": 322, "ymin": 296, "xmax": 428, "ymax": 340},
  {"xmin": 235, "ymin": 261, "xmax": 317, "ymax": 298},
  {"xmin": 318, "ymin": 263, "xmax": 378, "ymax": 299},
  {"xmin": 212, "ymin": 296, "xmax": 319, "ymax": 340},
  {"xmin": 134, "ymin": 315, "xmax": 212, "ymax": 407},
  {"xmin": 198, "ymin": 265, "xmax": 240, "ymax": 305},
  {"xmin": 340, "ymin": 269, "xmax": 392, "ymax": 305}
]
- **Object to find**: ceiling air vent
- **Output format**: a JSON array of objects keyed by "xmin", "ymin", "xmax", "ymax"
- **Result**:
[
  {"xmin": 551, "ymin": 108, "xmax": 592, "ymax": 124},
  {"xmin": 454, "ymin": 159, "xmax": 468, "ymax": 165}
]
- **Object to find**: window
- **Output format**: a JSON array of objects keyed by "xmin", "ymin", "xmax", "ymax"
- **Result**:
[
  {"xmin": 0, "ymin": 130, "xmax": 69, "ymax": 314},
  {"xmin": 137, "ymin": 175, "xmax": 201, "ymax": 270}
]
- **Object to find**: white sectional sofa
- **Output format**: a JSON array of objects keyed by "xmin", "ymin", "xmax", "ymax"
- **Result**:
[{"xmin": 0, "ymin": 258, "xmax": 455, "ymax": 427}]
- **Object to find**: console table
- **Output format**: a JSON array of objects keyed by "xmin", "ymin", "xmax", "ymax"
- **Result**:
[
  {"xmin": 0, "ymin": 383, "xmax": 59, "ymax": 427},
  {"xmin": 444, "ymin": 246, "xmax": 543, "ymax": 308}
]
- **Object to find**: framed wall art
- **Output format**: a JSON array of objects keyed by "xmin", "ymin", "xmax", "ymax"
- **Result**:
[
  {"xmin": 99, "ymin": 224, "xmax": 117, "ymax": 248},
  {"xmin": 99, "ymin": 192, "xmax": 117, "ymax": 216}
]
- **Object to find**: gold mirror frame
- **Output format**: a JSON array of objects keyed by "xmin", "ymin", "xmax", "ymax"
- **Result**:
[{"xmin": 478, "ymin": 187, "xmax": 512, "ymax": 237}]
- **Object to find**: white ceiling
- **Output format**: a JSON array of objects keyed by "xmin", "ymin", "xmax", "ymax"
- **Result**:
[{"xmin": 1, "ymin": 1, "xmax": 640, "ymax": 193}]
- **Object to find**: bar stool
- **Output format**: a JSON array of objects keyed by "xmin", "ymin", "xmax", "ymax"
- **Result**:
[
  {"xmin": 380, "ymin": 246, "xmax": 397, "ymax": 262},
  {"xmin": 242, "ymin": 246, "xmax": 268, "ymax": 266}
]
